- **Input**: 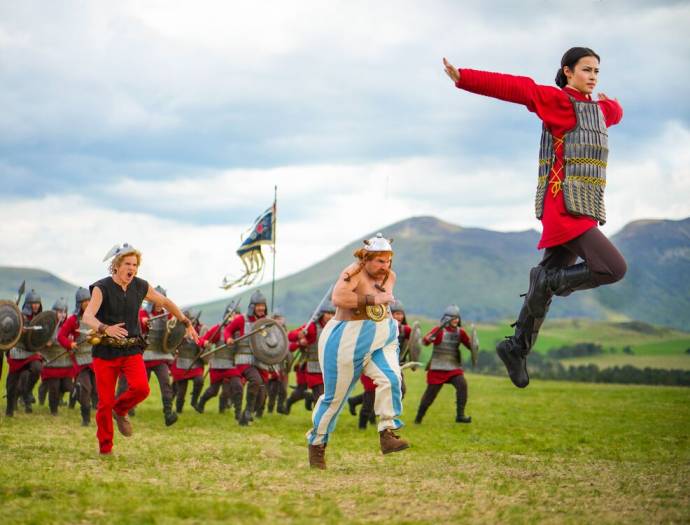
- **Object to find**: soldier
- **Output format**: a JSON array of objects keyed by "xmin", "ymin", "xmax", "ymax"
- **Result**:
[
  {"xmin": 39, "ymin": 298, "xmax": 75, "ymax": 416},
  {"xmin": 195, "ymin": 301, "xmax": 241, "ymax": 416},
  {"xmin": 5, "ymin": 289, "xmax": 44, "ymax": 416},
  {"xmin": 285, "ymin": 344, "xmax": 313, "ymax": 414},
  {"xmin": 307, "ymin": 233, "xmax": 409, "ymax": 469},
  {"xmin": 136, "ymin": 285, "xmax": 179, "ymax": 426},
  {"xmin": 265, "ymin": 307, "xmax": 288, "ymax": 414},
  {"xmin": 348, "ymin": 299, "xmax": 411, "ymax": 429},
  {"xmin": 57, "ymin": 287, "xmax": 97, "ymax": 426},
  {"xmin": 82, "ymin": 243, "xmax": 198, "ymax": 455},
  {"xmin": 223, "ymin": 290, "xmax": 271, "ymax": 425},
  {"xmin": 414, "ymin": 305, "xmax": 472, "ymax": 425},
  {"xmin": 287, "ymin": 299, "xmax": 335, "ymax": 415},
  {"xmin": 170, "ymin": 310, "xmax": 205, "ymax": 413}
]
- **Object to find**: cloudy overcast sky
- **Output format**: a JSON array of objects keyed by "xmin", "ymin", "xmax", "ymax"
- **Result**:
[{"xmin": 1, "ymin": 0, "xmax": 689, "ymax": 305}]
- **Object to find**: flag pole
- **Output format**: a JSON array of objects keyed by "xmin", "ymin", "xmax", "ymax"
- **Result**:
[{"xmin": 270, "ymin": 185, "xmax": 277, "ymax": 312}]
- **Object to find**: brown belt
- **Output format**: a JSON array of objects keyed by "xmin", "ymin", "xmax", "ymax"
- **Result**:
[
  {"xmin": 100, "ymin": 336, "xmax": 144, "ymax": 348},
  {"xmin": 349, "ymin": 310, "xmax": 390, "ymax": 321}
]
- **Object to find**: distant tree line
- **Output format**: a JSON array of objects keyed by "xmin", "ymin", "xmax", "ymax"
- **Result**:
[{"xmin": 473, "ymin": 350, "xmax": 690, "ymax": 387}]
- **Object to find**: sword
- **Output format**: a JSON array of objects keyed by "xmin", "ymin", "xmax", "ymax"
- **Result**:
[
  {"xmin": 15, "ymin": 280, "xmax": 26, "ymax": 306},
  {"xmin": 146, "ymin": 312, "xmax": 169, "ymax": 324},
  {"xmin": 300, "ymin": 284, "xmax": 334, "ymax": 336}
]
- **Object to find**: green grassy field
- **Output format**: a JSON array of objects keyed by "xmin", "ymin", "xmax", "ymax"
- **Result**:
[
  {"xmin": 408, "ymin": 318, "xmax": 690, "ymax": 371},
  {"xmin": 1, "ymin": 368, "xmax": 688, "ymax": 524}
]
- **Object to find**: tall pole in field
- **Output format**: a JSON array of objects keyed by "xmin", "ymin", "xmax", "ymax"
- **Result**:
[{"xmin": 270, "ymin": 185, "xmax": 277, "ymax": 312}]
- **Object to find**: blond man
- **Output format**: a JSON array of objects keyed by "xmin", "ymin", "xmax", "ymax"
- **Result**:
[{"xmin": 82, "ymin": 243, "xmax": 198, "ymax": 455}]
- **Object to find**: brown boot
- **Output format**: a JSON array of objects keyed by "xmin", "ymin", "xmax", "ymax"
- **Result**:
[
  {"xmin": 308, "ymin": 444, "xmax": 327, "ymax": 469},
  {"xmin": 379, "ymin": 429, "xmax": 409, "ymax": 455},
  {"xmin": 114, "ymin": 412, "xmax": 133, "ymax": 437}
]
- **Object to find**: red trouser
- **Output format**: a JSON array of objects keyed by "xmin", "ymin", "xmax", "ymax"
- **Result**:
[{"xmin": 93, "ymin": 354, "xmax": 150, "ymax": 453}]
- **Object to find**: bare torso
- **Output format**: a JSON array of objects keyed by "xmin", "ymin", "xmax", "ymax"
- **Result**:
[{"xmin": 333, "ymin": 262, "xmax": 396, "ymax": 321}]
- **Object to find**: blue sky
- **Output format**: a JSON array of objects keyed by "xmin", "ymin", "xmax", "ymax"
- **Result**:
[{"xmin": 1, "ymin": 1, "xmax": 689, "ymax": 304}]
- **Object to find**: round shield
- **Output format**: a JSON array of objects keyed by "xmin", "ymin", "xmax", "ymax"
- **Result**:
[
  {"xmin": 0, "ymin": 300, "xmax": 23, "ymax": 351},
  {"xmin": 26, "ymin": 310, "xmax": 58, "ymax": 351},
  {"xmin": 470, "ymin": 323, "xmax": 479, "ymax": 367},
  {"xmin": 408, "ymin": 321, "xmax": 422, "ymax": 363},
  {"xmin": 250, "ymin": 317, "xmax": 288, "ymax": 365},
  {"xmin": 163, "ymin": 318, "xmax": 186, "ymax": 353}
]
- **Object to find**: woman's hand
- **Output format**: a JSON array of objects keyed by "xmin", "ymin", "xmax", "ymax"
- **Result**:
[{"xmin": 443, "ymin": 57, "xmax": 460, "ymax": 83}]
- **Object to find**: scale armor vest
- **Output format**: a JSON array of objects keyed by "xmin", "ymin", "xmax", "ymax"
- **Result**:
[
  {"xmin": 305, "ymin": 323, "xmax": 323, "ymax": 374},
  {"xmin": 429, "ymin": 329, "xmax": 462, "ymax": 371},
  {"xmin": 73, "ymin": 318, "xmax": 93, "ymax": 366},
  {"xmin": 177, "ymin": 337, "xmax": 203, "ymax": 370},
  {"xmin": 143, "ymin": 315, "xmax": 173, "ymax": 362},
  {"xmin": 536, "ymin": 97, "xmax": 609, "ymax": 225},
  {"xmin": 44, "ymin": 321, "xmax": 72, "ymax": 368},
  {"xmin": 234, "ymin": 318, "xmax": 255, "ymax": 366},
  {"xmin": 210, "ymin": 327, "xmax": 234, "ymax": 370}
]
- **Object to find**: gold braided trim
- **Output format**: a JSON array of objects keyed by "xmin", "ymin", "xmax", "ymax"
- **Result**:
[
  {"xmin": 538, "ymin": 158, "xmax": 551, "ymax": 166},
  {"xmin": 537, "ymin": 175, "xmax": 548, "ymax": 186},
  {"xmin": 565, "ymin": 157, "xmax": 608, "ymax": 168},
  {"xmin": 564, "ymin": 175, "xmax": 607, "ymax": 187}
]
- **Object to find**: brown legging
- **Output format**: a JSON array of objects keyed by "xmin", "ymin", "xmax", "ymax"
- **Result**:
[
  {"xmin": 174, "ymin": 376, "xmax": 204, "ymax": 413},
  {"xmin": 77, "ymin": 368, "xmax": 96, "ymax": 408},
  {"xmin": 417, "ymin": 375, "xmax": 468, "ymax": 418},
  {"xmin": 5, "ymin": 361, "xmax": 42, "ymax": 414},
  {"xmin": 45, "ymin": 377, "xmax": 74, "ymax": 414},
  {"xmin": 539, "ymin": 227, "xmax": 627, "ymax": 288}
]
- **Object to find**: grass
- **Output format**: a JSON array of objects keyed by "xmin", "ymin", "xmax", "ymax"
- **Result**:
[{"xmin": 1, "ymin": 365, "xmax": 689, "ymax": 524}]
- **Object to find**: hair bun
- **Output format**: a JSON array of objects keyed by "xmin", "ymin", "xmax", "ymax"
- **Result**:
[{"xmin": 555, "ymin": 68, "xmax": 567, "ymax": 88}]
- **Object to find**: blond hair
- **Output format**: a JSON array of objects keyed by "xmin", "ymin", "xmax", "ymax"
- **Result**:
[{"xmin": 109, "ymin": 250, "xmax": 142, "ymax": 275}]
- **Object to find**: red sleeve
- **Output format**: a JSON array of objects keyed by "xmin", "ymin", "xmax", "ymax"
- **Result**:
[
  {"xmin": 288, "ymin": 325, "xmax": 307, "ymax": 342},
  {"xmin": 423, "ymin": 326, "xmax": 444, "ymax": 346},
  {"xmin": 226, "ymin": 315, "xmax": 245, "ymax": 337},
  {"xmin": 403, "ymin": 325, "xmax": 411, "ymax": 339},
  {"xmin": 456, "ymin": 68, "xmax": 575, "ymax": 131},
  {"xmin": 198, "ymin": 324, "xmax": 220, "ymax": 347},
  {"xmin": 57, "ymin": 315, "xmax": 78, "ymax": 350},
  {"xmin": 459, "ymin": 328, "xmax": 472, "ymax": 350},
  {"xmin": 289, "ymin": 341, "xmax": 301, "ymax": 352},
  {"xmin": 598, "ymin": 98, "xmax": 623, "ymax": 127},
  {"xmin": 139, "ymin": 309, "xmax": 149, "ymax": 336},
  {"xmin": 305, "ymin": 322, "xmax": 318, "ymax": 345}
]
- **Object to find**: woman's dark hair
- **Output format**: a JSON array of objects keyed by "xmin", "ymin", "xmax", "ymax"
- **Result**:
[{"xmin": 555, "ymin": 47, "xmax": 601, "ymax": 88}]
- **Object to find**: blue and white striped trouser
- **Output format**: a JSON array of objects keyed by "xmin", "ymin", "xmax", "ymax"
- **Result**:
[{"xmin": 306, "ymin": 317, "xmax": 403, "ymax": 446}]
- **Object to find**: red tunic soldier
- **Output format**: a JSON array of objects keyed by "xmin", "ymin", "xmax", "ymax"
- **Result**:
[
  {"xmin": 170, "ymin": 310, "xmax": 205, "ymax": 413},
  {"xmin": 196, "ymin": 301, "xmax": 241, "ymax": 416},
  {"xmin": 58, "ymin": 287, "xmax": 97, "ymax": 426},
  {"xmin": 414, "ymin": 305, "xmax": 472, "ymax": 424},
  {"xmin": 286, "ymin": 300, "xmax": 335, "ymax": 414},
  {"xmin": 5, "ymin": 290, "xmax": 44, "ymax": 416},
  {"xmin": 39, "ymin": 298, "xmax": 75, "ymax": 416}
]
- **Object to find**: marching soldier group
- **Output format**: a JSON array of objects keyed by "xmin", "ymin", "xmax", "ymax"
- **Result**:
[
  {"xmin": 1, "ymin": 237, "xmax": 479, "ymax": 465},
  {"xmin": 1, "ymin": 286, "xmax": 479, "ymax": 426}
]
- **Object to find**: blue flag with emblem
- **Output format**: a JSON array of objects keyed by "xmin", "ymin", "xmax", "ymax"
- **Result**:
[{"xmin": 221, "ymin": 203, "xmax": 276, "ymax": 290}]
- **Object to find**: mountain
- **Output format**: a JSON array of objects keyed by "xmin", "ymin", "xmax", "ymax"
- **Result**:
[
  {"xmin": 0, "ymin": 267, "xmax": 80, "ymax": 311},
  {"xmin": 594, "ymin": 217, "xmax": 690, "ymax": 330}
]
